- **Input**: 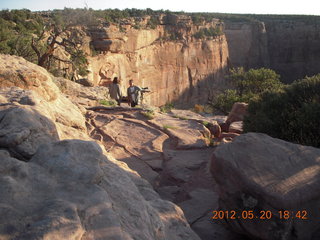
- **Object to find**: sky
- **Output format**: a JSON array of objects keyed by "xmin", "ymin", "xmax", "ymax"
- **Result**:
[{"xmin": 0, "ymin": 0, "xmax": 319, "ymax": 15}]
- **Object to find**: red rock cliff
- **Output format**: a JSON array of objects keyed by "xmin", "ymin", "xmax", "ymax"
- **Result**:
[{"xmin": 87, "ymin": 16, "xmax": 229, "ymax": 107}]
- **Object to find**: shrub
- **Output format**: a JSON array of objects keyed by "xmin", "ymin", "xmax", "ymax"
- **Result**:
[
  {"xmin": 163, "ymin": 124, "xmax": 177, "ymax": 130},
  {"xmin": 211, "ymin": 68, "xmax": 284, "ymax": 114},
  {"xmin": 141, "ymin": 110, "xmax": 155, "ymax": 120},
  {"xmin": 178, "ymin": 116, "xmax": 188, "ymax": 120},
  {"xmin": 99, "ymin": 99, "xmax": 116, "ymax": 106},
  {"xmin": 202, "ymin": 121, "xmax": 210, "ymax": 127},
  {"xmin": 203, "ymin": 104, "xmax": 214, "ymax": 114},
  {"xmin": 193, "ymin": 26, "xmax": 223, "ymax": 39},
  {"xmin": 211, "ymin": 89, "xmax": 241, "ymax": 114},
  {"xmin": 160, "ymin": 102, "xmax": 174, "ymax": 113},
  {"xmin": 146, "ymin": 15, "xmax": 160, "ymax": 29},
  {"xmin": 193, "ymin": 104, "xmax": 204, "ymax": 113},
  {"xmin": 244, "ymin": 74, "xmax": 320, "ymax": 147},
  {"xmin": 230, "ymin": 67, "xmax": 283, "ymax": 97}
]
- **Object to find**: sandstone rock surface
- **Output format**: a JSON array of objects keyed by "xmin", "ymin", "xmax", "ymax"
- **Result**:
[
  {"xmin": 170, "ymin": 109, "xmax": 221, "ymax": 137},
  {"xmin": 164, "ymin": 149, "xmax": 213, "ymax": 182},
  {"xmin": 0, "ymin": 87, "xmax": 87, "ymax": 160},
  {"xmin": 53, "ymin": 77, "xmax": 109, "ymax": 107},
  {"xmin": 0, "ymin": 54, "xmax": 202, "ymax": 240},
  {"xmin": 0, "ymin": 55, "xmax": 87, "ymax": 140},
  {"xmin": 86, "ymin": 107, "xmax": 243, "ymax": 240},
  {"xmin": 149, "ymin": 113, "xmax": 210, "ymax": 149},
  {"xmin": 0, "ymin": 140, "xmax": 200, "ymax": 240},
  {"xmin": 0, "ymin": 54, "xmax": 59, "ymax": 101},
  {"xmin": 226, "ymin": 102, "xmax": 248, "ymax": 125},
  {"xmin": 228, "ymin": 121, "xmax": 243, "ymax": 134},
  {"xmin": 211, "ymin": 133, "xmax": 320, "ymax": 240}
]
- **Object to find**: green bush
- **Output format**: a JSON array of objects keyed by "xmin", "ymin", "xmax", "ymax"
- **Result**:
[
  {"xmin": 244, "ymin": 75, "xmax": 320, "ymax": 147},
  {"xmin": 230, "ymin": 67, "xmax": 283, "ymax": 97},
  {"xmin": 163, "ymin": 124, "xmax": 177, "ymax": 130},
  {"xmin": 193, "ymin": 26, "xmax": 223, "ymax": 39},
  {"xmin": 211, "ymin": 89, "xmax": 241, "ymax": 114},
  {"xmin": 211, "ymin": 67, "xmax": 284, "ymax": 113},
  {"xmin": 160, "ymin": 102, "xmax": 174, "ymax": 113},
  {"xmin": 146, "ymin": 15, "xmax": 160, "ymax": 29},
  {"xmin": 99, "ymin": 99, "xmax": 116, "ymax": 106},
  {"xmin": 141, "ymin": 110, "xmax": 155, "ymax": 120}
]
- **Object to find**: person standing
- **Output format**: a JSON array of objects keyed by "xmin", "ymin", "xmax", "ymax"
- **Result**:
[
  {"xmin": 127, "ymin": 79, "xmax": 141, "ymax": 107},
  {"xmin": 109, "ymin": 77, "xmax": 122, "ymax": 106}
]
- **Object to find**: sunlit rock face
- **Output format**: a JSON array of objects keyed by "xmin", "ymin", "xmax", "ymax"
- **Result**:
[{"xmin": 49, "ymin": 14, "xmax": 320, "ymax": 107}]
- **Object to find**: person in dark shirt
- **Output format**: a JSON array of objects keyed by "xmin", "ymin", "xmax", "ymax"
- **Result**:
[{"xmin": 127, "ymin": 79, "xmax": 141, "ymax": 107}]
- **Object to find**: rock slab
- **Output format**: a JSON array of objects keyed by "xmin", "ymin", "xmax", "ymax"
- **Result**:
[{"xmin": 211, "ymin": 133, "xmax": 320, "ymax": 240}]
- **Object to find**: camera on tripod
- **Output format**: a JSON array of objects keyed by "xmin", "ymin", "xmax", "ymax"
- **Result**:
[{"xmin": 141, "ymin": 87, "xmax": 150, "ymax": 93}]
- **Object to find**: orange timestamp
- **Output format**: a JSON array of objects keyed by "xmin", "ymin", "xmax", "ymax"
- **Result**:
[{"xmin": 212, "ymin": 210, "xmax": 308, "ymax": 220}]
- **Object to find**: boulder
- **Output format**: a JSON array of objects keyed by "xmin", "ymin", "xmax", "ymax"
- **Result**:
[
  {"xmin": 210, "ymin": 133, "xmax": 320, "ymax": 240},
  {"xmin": 0, "ymin": 87, "xmax": 87, "ymax": 141},
  {"xmin": 0, "ymin": 54, "xmax": 59, "ymax": 101},
  {"xmin": 169, "ymin": 109, "xmax": 221, "ymax": 138},
  {"xmin": 149, "ymin": 113, "xmax": 210, "ymax": 149},
  {"xmin": 0, "ymin": 54, "xmax": 87, "ymax": 140},
  {"xmin": 0, "ymin": 140, "xmax": 200, "ymax": 240},
  {"xmin": 207, "ymin": 121, "xmax": 221, "ymax": 138},
  {"xmin": 224, "ymin": 102, "xmax": 248, "ymax": 131},
  {"xmin": 99, "ymin": 117, "xmax": 168, "ymax": 161},
  {"xmin": 219, "ymin": 132, "xmax": 240, "ymax": 140},
  {"xmin": 0, "ymin": 106, "xmax": 59, "ymax": 160},
  {"xmin": 228, "ymin": 121, "xmax": 243, "ymax": 134}
]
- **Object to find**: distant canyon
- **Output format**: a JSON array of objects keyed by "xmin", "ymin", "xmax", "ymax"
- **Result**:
[{"xmin": 58, "ymin": 14, "xmax": 320, "ymax": 106}]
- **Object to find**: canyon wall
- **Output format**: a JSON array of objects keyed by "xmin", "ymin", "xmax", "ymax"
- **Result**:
[
  {"xmin": 78, "ymin": 15, "xmax": 320, "ymax": 106},
  {"xmin": 225, "ymin": 17, "xmax": 320, "ymax": 83},
  {"xmin": 87, "ymin": 17, "xmax": 229, "ymax": 107}
]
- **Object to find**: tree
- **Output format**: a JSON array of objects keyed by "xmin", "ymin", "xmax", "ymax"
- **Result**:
[
  {"xmin": 229, "ymin": 67, "xmax": 283, "ymax": 97},
  {"xmin": 244, "ymin": 74, "xmax": 320, "ymax": 147},
  {"xmin": 211, "ymin": 67, "xmax": 284, "ymax": 113},
  {"xmin": 30, "ymin": 9, "xmax": 92, "ymax": 76}
]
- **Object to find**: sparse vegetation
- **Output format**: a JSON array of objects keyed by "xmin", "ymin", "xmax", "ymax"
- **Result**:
[
  {"xmin": 163, "ymin": 124, "xmax": 177, "ymax": 130},
  {"xmin": 99, "ymin": 99, "xmax": 116, "ymax": 106},
  {"xmin": 203, "ymin": 104, "xmax": 214, "ymax": 114},
  {"xmin": 202, "ymin": 121, "xmax": 210, "ymax": 127},
  {"xmin": 172, "ymin": 115, "xmax": 189, "ymax": 120},
  {"xmin": 146, "ymin": 15, "xmax": 160, "ymax": 29},
  {"xmin": 160, "ymin": 102, "xmax": 174, "ymax": 113},
  {"xmin": 193, "ymin": 104, "xmax": 205, "ymax": 113},
  {"xmin": 193, "ymin": 27, "xmax": 223, "ymax": 39},
  {"xmin": 141, "ymin": 110, "xmax": 155, "ymax": 120},
  {"xmin": 244, "ymin": 74, "xmax": 320, "ymax": 147}
]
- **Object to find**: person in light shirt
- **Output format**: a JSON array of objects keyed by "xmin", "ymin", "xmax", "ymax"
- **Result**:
[
  {"xmin": 109, "ymin": 77, "xmax": 122, "ymax": 106},
  {"xmin": 127, "ymin": 79, "xmax": 142, "ymax": 107}
]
